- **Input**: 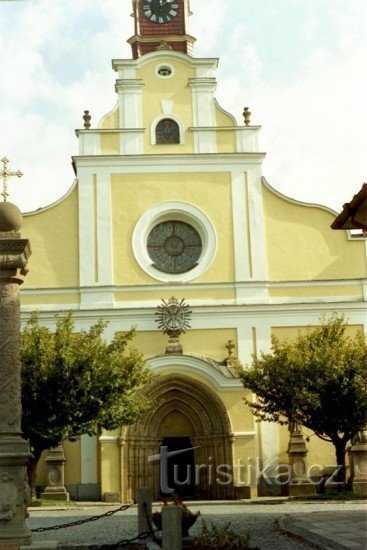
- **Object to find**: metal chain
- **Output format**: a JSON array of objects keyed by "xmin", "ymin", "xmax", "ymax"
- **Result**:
[
  {"xmin": 80, "ymin": 502, "xmax": 161, "ymax": 549},
  {"xmin": 88, "ymin": 526, "xmax": 160, "ymax": 549},
  {"xmin": 31, "ymin": 503, "xmax": 134, "ymax": 533}
]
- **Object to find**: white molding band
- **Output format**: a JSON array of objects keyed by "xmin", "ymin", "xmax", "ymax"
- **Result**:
[
  {"xmin": 80, "ymin": 435, "xmax": 98, "ymax": 484},
  {"xmin": 132, "ymin": 200, "xmax": 217, "ymax": 283},
  {"xmin": 147, "ymin": 355, "xmax": 244, "ymax": 391},
  {"xmin": 231, "ymin": 170, "xmax": 251, "ymax": 286},
  {"xmin": 96, "ymin": 174, "xmax": 113, "ymax": 286}
]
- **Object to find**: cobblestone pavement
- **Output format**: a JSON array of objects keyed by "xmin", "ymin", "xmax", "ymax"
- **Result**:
[{"xmin": 27, "ymin": 502, "xmax": 366, "ymax": 549}]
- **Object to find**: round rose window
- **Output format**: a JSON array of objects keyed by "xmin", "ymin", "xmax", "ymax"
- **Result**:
[{"xmin": 147, "ymin": 220, "xmax": 202, "ymax": 274}]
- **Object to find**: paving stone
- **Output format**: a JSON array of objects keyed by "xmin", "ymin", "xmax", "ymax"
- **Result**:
[{"xmin": 27, "ymin": 502, "xmax": 366, "ymax": 549}]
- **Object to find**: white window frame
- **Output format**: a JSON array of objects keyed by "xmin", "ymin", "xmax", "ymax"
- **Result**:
[
  {"xmin": 132, "ymin": 201, "xmax": 217, "ymax": 283},
  {"xmin": 151, "ymin": 115, "xmax": 185, "ymax": 145}
]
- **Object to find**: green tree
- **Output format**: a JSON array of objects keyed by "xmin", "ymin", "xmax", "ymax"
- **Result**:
[
  {"xmin": 238, "ymin": 315, "xmax": 367, "ymax": 484},
  {"xmin": 21, "ymin": 312, "xmax": 154, "ymax": 488}
]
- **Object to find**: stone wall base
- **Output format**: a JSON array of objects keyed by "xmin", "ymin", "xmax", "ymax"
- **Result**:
[
  {"xmin": 352, "ymin": 481, "xmax": 367, "ymax": 495},
  {"xmin": 289, "ymin": 483, "xmax": 316, "ymax": 497}
]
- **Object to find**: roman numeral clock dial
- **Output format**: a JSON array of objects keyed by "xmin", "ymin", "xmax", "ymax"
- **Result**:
[{"xmin": 143, "ymin": 0, "xmax": 179, "ymax": 24}]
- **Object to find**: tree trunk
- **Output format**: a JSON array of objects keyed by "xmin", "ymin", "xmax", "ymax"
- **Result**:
[
  {"xmin": 27, "ymin": 449, "xmax": 42, "ymax": 498},
  {"xmin": 333, "ymin": 440, "xmax": 347, "ymax": 486}
]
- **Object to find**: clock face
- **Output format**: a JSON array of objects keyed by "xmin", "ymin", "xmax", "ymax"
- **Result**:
[{"xmin": 143, "ymin": 0, "xmax": 179, "ymax": 24}]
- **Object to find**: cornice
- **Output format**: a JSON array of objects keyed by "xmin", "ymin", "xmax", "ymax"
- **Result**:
[
  {"xmin": 112, "ymin": 50, "xmax": 219, "ymax": 71},
  {"xmin": 72, "ymin": 152, "xmax": 266, "ymax": 168}
]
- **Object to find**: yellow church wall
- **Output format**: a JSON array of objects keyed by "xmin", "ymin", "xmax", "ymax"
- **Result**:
[
  {"xmin": 100, "ymin": 132, "xmax": 120, "ymax": 155},
  {"xmin": 269, "ymin": 284, "xmax": 363, "ymax": 299},
  {"xmin": 64, "ymin": 440, "xmax": 82, "ymax": 485},
  {"xmin": 220, "ymin": 391, "xmax": 254, "ymax": 433},
  {"xmin": 99, "ymin": 104, "xmax": 119, "ymax": 129},
  {"xmin": 232, "ymin": 438, "xmax": 257, "ymax": 488},
  {"xmin": 127, "ymin": 328, "xmax": 238, "ymax": 361},
  {"xmin": 21, "ymin": 292, "xmax": 80, "ymax": 306},
  {"xmin": 214, "ymin": 103, "xmax": 237, "ymax": 153},
  {"xmin": 263, "ymin": 185, "xmax": 366, "ymax": 281},
  {"xmin": 277, "ymin": 423, "xmax": 339, "ymax": 472},
  {"xmin": 215, "ymin": 104, "xmax": 236, "ymax": 127},
  {"xmin": 111, "ymin": 172, "xmax": 235, "ymax": 285},
  {"xmin": 139, "ymin": 59, "xmax": 195, "ymax": 154},
  {"xmin": 22, "ymin": 188, "xmax": 79, "ymax": 289},
  {"xmin": 100, "ymin": 442, "xmax": 121, "ymax": 495}
]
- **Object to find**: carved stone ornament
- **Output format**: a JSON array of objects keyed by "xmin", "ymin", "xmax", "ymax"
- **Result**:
[
  {"xmin": 0, "ymin": 200, "xmax": 32, "ymax": 544},
  {"xmin": 155, "ymin": 297, "xmax": 192, "ymax": 355},
  {"xmin": 0, "ymin": 283, "xmax": 22, "ymax": 432},
  {"xmin": 155, "ymin": 41, "xmax": 173, "ymax": 51},
  {"xmin": 0, "ymin": 473, "xmax": 17, "ymax": 521}
]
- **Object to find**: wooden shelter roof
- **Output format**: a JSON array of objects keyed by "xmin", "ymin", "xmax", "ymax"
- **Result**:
[{"xmin": 331, "ymin": 183, "xmax": 367, "ymax": 231}]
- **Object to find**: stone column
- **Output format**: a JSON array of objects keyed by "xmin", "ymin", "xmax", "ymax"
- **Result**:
[
  {"xmin": 287, "ymin": 423, "xmax": 315, "ymax": 496},
  {"xmin": 349, "ymin": 430, "xmax": 367, "ymax": 495},
  {"xmin": 41, "ymin": 444, "xmax": 70, "ymax": 501},
  {"xmin": 0, "ymin": 202, "xmax": 32, "ymax": 545}
]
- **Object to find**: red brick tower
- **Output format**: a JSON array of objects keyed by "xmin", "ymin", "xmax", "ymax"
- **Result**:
[{"xmin": 128, "ymin": 0, "xmax": 195, "ymax": 58}]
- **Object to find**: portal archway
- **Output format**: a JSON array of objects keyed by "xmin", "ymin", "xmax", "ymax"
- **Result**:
[{"xmin": 124, "ymin": 374, "xmax": 234, "ymax": 501}]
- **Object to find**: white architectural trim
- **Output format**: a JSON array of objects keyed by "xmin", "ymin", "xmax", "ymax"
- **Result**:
[
  {"xmin": 150, "ymin": 114, "xmax": 185, "ymax": 145},
  {"xmin": 147, "ymin": 355, "xmax": 244, "ymax": 391},
  {"xmin": 72, "ymin": 153, "xmax": 266, "ymax": 173},
  {"xmin": 96, "ymin": 174, "xmax": 113, "ymax": 286},
  {"xmin": 189, "ymin": 77, "xmax": 217, "ymax": 153},
  {"xmin": 112, "ymin": 51, "xmax": 219, "ymax": 72},
  {"xmin": 247, "ymin": 167, "xmax": 268, "ymax": 280},
  {"xmin": 233, "ymin": 432, "xmax": 256, "ymax": 439},
  {"xmin": 78, "ymin": 170, "xmax": 96, "ymax": 287},
  {"xmin": 132, "ymin": 201, "xmax": 217, "ymax": 283},
  {"xmin": 80, "ymin": 435, "xmax": 98, "ymax": 484},
  {"xmin": 115, "ymin": 78, "xmax": 144, "ymax": 154},
  {"xmin": 155, "ymin": 63, "xmax": 175, "ymax": 79},
  {"xmin": 231, "ymin": 170, "xmax": 251, "ymax": 286}
]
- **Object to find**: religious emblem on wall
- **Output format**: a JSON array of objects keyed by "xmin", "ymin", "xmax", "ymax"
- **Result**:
[{"xmin": 155, "ymin": 296, "xmax": 191, "ymax": 355}]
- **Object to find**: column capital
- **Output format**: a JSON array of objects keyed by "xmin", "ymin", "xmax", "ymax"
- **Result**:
[{"xmin": 0, "ymin": 237, "xmax": 31, "ymax": 279}]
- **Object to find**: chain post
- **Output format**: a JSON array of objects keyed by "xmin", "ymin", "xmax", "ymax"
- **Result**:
[{"xmin": 138, "ymin": 487, "xmax": 152, "ymax": 541}]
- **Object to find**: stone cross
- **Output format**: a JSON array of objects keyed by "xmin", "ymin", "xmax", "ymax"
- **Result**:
[
  {"xmin": 0, "ymin": 200, "xmax": 32, "ymax": 545},
  {"xmin": 0, "ymin": 158, "xmax": 23, "ymax": 202}
]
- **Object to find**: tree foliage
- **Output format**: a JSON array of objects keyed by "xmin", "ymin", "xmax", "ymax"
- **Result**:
[
  {"xmin": 21, "ymin": 313, "xmax": 154, "ymax": 482},
  {"xmin": 238, "ymin": 315, "xmax": 367, "ymax": 477}
]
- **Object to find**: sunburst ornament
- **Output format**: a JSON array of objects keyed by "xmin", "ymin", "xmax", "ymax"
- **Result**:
[{"xmin": 155, "ymin": 297, "xmax": 192, "ymax": 355}]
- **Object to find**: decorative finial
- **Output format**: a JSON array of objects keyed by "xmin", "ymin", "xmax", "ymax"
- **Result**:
[
  {"xmin": 243, "ymin": 107, "xmax": 251, "ymax": 126},
  {"xmin": 83, "ymin": 110, "xmax": 91, "ymax": 129},
  {"xmin": 0, "ymin": 157, "xmax": 23, "ymax": 202},
  {"xmin": 156, "ymin": 297, "xmax": 191, "ymax": 355}
]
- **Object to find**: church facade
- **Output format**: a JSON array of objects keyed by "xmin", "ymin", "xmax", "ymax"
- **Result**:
[{"xmin": 22, "ymin": 0, "xmax": 366, "ymax": 501}]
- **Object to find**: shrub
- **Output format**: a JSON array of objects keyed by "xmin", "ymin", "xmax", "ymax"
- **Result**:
[{"xmin": 193, "ymin": 521, "xmax": 257, "ymax": 549}]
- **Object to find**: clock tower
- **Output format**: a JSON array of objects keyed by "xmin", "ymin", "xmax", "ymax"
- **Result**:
[{"xmin": 128, "ymin": 0, "xmax": 195, "ymax": 58}]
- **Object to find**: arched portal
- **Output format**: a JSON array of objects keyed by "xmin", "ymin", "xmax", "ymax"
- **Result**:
[{"xmin": 124, "ymin": 374, "xmax": 234, "ymax": 501}]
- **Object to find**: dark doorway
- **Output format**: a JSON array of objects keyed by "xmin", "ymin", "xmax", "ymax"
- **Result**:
[{"xmin": 160, "ymin": 437, "xmax": 196, "ymax": 499}]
